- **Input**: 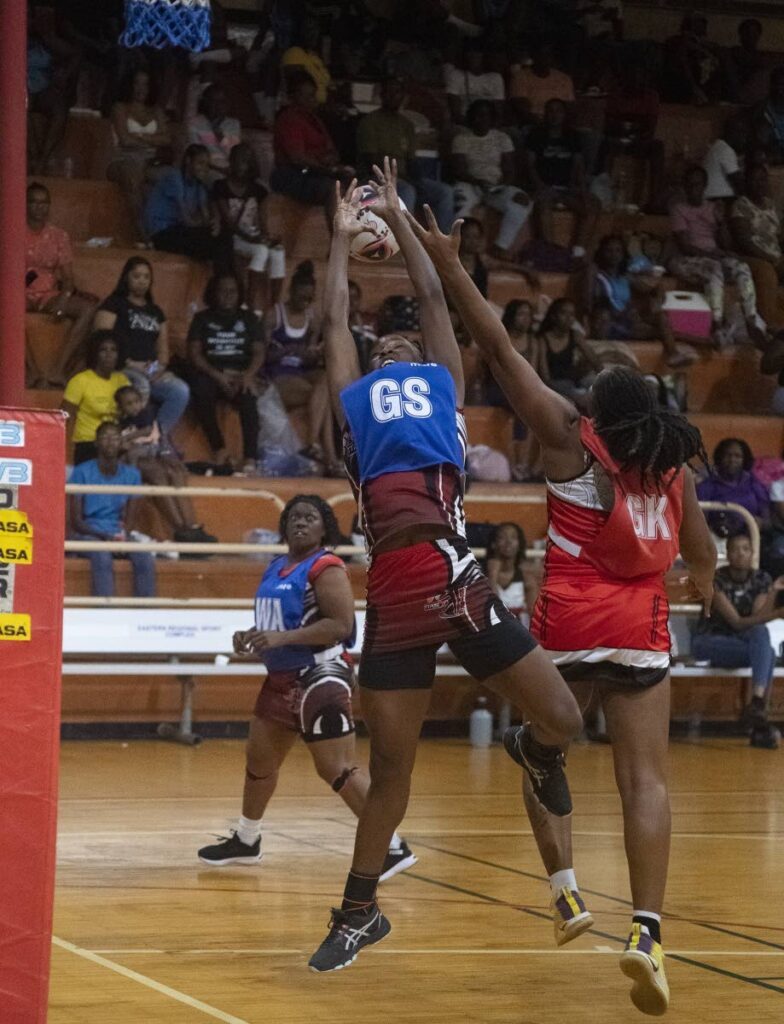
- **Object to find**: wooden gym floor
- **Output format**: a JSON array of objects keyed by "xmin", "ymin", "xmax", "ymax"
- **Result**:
[{"xmin": 51, "ymin": 736, "xmax": 784, "ymax": 1023}]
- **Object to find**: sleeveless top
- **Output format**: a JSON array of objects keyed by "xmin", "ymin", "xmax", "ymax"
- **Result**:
[
  {"xmin": 545, "ymin": 333, "xmax": 578, "ymax": 380},
  {"xmin": 545, "ymin": 417, "xmax": 684, "ymax": 583},
  {"xmin": 254, "ymin": 548, "xmax": 355, "ymax": 672},
  {"xmin": 267, "ymin": 301, "xmax": 313, "ymax": 378},
  {"xmin": 495, "ymin": 570, "xmax": 529, "ymax": 625},
  {"xmin": 340, "ymin": 362, "xmax": 467, "ymax": 552}
]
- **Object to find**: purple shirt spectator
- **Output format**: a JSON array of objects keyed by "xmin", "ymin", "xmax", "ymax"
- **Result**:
[{"xmin": 697, "ymin": 470, "xmax": 769, "ymax": 535}]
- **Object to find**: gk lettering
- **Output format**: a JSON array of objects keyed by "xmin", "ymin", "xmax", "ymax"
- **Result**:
[
  {"xmin": 0, "ymin": 421, "xmax": 24, "ymax": 448},
  {"xmin": 626, "ymin": 494, "xmax": 671, "ymax": 540},
  {"xmin": 0, "ymin": 460, "xmax": 32, "ymax": 485},
  {"xmin": 256, "ymin": 597, "xmax": 284, "ymax": 631},
  {"xmin": 370, "ymin": 377, "xmax": 433, "ymax": 422}
]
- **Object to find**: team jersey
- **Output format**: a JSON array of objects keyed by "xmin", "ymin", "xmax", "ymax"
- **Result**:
[
  {"xmin": 532, "ymin": 418, "xmax": 684, "ymax": 666},
  {"xmin": 340, "ymin": 362, "xmax": 467, "ymax": 551},
  {"xmin": 254, "ymin": 548, "xmax": 355, "ymax": 672}
]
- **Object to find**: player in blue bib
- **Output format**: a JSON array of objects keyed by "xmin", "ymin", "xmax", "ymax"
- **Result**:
[
  {"xmin": 308, "ymin": 159, "xmax": 584, "ymax": 973},
  {"xmin": 197, "ymin": 494, "xmax": 416, "ymax": 881}
]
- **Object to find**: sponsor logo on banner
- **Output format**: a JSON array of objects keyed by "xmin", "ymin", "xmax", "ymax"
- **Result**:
[
  {"xmin": 0, "ymin": 510, "xmax": 33, "ymax": 563},
  {"xmin": 0, "ymin": 488, "xmax": 18, "ymax": 612},
  {"xmin": 0, "ymin": 612, "xmax": 31, "ymax": 641},
  {"xmin": 0, "ymin": 421, "xmax": 25, "ymax": 447},
  {"xmin": 0, "ymin": 510, "xmax": 32, "ymax": 535},
  {"xmin": 0, "ymin": 460, "xmax": 32, "ymax": 485}
]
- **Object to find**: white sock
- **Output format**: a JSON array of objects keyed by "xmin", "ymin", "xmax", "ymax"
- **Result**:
[
  {"xmin": 389, "ymin": 832, "xmax": 403, "ymax": 852},
  {"xmin": 549, "ymin": 868, "xmax": 578, "ymax": 894},
  {"xmin": 237, "ymin": 815, "xmax": 262, "ymax": 846},
  {"xmin": 633, "ymin": 910, "xmax": 661, "ymax": 923}
]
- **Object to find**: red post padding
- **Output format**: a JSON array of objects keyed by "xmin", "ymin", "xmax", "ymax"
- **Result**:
[{"xmin": 0, "ymin": 409, "xmax": 66, "ymax": 1023}]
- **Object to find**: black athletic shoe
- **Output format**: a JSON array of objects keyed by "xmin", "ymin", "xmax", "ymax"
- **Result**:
[
  {"xmin": 308, "ymin": 905, "xmax": 391, "ymax": 973},
  {"xmin": 198, "ymin": 831, "xmax": 262, "ymax": 866},
  {"xmin": 503, "ymin": 724, "xmax": 572, "ymax": 817},
  {"xmin": 740, "ymin": 699, "xmax": 768, "ymax": 729},
  {"xmin": 379, "ymin": 840, "xmax": 418, "ymax": 882},
  {"xmin": 750, "ymin": 723, "xmax": 781, "ymax": 749}
]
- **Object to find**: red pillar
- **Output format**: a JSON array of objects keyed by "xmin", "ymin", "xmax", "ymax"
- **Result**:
[{"xmin": 0, "ymin": 0, "xmax": 27, "ymax": 407}]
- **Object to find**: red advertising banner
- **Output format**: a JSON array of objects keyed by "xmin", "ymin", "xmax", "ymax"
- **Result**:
[{"xmin": 0, "ymin": 409, "xmax": 66, "ymax": 1024}]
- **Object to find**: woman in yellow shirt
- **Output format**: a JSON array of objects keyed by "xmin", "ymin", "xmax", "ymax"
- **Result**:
[
  {"xmin": 61, "ymin": 330, "xmax": 130, "ymax": 464},
  {"xmin": 281, "ymin": 16, "xmax": 331, "ymax": 105}
]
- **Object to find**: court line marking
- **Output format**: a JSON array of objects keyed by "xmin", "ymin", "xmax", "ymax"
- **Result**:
[
  {"xmin": 51, "ymin": 936, "xmax": 250, "ymax": 1024},
  {"xmin": 57, "ymin": 790, "xmax": 784, "ymax": 803},
  {"xmin": 84, "ymin": 948, "xmax": 784, "ymax": 957}
]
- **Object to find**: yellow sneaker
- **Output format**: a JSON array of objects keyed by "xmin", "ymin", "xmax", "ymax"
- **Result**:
[
  {"xmin": 619, "ymin": 923, "xmax": 670, "ymax": 1016},
  {"xmin": 551, "ymin": 886, "xmax": 594, "ymax": 947}
]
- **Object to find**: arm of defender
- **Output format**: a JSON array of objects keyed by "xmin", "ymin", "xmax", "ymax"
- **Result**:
[{"xmin": 678, "ymin": 468, "xmax": 718, "ymax": 616}]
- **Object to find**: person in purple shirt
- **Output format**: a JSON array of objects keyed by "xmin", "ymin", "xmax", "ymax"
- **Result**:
[{"xmin": 697, "ymin": 437, "xmax": 770, "ymax": 536}]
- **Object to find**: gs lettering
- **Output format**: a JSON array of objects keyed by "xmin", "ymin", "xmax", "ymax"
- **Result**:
[{"xmin": 370, "ymin": 377, "xmax": 433, "ymax": 423}]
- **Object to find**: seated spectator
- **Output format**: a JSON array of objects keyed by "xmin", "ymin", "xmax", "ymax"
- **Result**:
[
  {"xmin": 27, "ymin": 14, "xmax": 79, "ymax": 174},
  {"xmin": 25, "ymin": 183, "xmax": 98, "ymax": 386},
  {"xmin": 263, "ymin": 261, "xmax": 338, "ymax": 475},
  {"xmin": 181, "ymin": 272, "xmax": 264, "ymax": 473},
  {"xmin": 187, "ymin": 84, "xmax": 242, "ymax": 179},
  {"xmin": 537, "ymin": 298, "xmax": 605, "ymax": 409},
  {"xmin": 483, "ymin": 522, "xmax": 538, "ymax": 627},
  {"xmin": 348, "ymin": 280, "xmax": 377, "ymax": 374},
  {"xmin": 213, "ymin": 142, "xmax": 286, "ymax": 314},
  {"xmin": 703, "ymin": 115, "xmax": 747, "ymax": 202},
  {"xmin": 445, "ymin": 40, "xmax": 505, "ymax": 123},
  {"xmin": 144, "ymin": 144, "xmax": 231, "ymax": 266},
  {"xmin": 107, "ymin": 68, "xmax": 173, "ymax": 241},
  {"xmin": 93, "ymin": 257, "xmax": 190, "ymax": 446},
  {"xmin": 452, "ymin": 100, "xmax": 532, "ymax": 258},
  {"xmin": 669, "ymin": 165, "xmax": 764, "ymax": 345},
  {"xmin": 691, "ymin": 532, "xmax": 781, "ymax": 737},
  {"xmin": 753, "ymin": 66, "xmax": 784, "ymax": 165},
  {"xmin": 270, "ymin": 72, "xmax": 355, "ymax": 217},
  {"xmin": 115, "ymin": 384, "xmax": 216, "ymax": 544},
  {"xmin": 68, "ymin": 421, "xmax": 156, "ymax": 598},
  {"xmin": 730, "ymin": 163, "xmax": 784, "ymax": 332},
  {"xmin": 697, "ymin": 437, "xmax": 770, "ymax": 537},
  {"xmin": 281, "ymin": 14, "xmax": 331, "ymax": 105},
  {"xmin": 588, "ymin": 234, "xmax": 695, "ymax": 367},
  {"xmin": 525, "ymin": 99, "xmax": 600, "ymax": 258},
  {"xmin": 357, "ymin": 77, "xmax": 454, "ymax": 233},
  {"xmin": 601, "ymin": 64, "xmax": 665, "ymax": 207},
  {"xmin": 508, "ymin": 43, "xmax": 574, "ymax": 123},
  {"xmin": 661, "ymin": 14, "xmax": 723, "ymax": 105},
  {"xmin": 458, "ymin": 217, "xmax": 490, "ymax": 297},
  {"xmin": 762, "ymin": 467, "xmax": 784, "ymax": 577},
  {"xmin": 62, "ymin": 331, "xmax": 130, "ymax": 465},
  {"xmin": 726, "ymin": 19, "xmax": 767, "ymax": 103}
]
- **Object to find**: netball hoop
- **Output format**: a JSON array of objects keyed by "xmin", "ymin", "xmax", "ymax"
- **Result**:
[{"xmin": 120, "ymin": 0, "xmax": 212, "ymax": 51}]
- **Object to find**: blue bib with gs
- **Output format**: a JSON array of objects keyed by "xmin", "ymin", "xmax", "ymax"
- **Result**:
[
  {"xmin": 340, "ymin": 362, "xmax": 462, "ymax": 483},
  {"xmin": 254, "ymin": 548, "xmax": 352, "ymax": 672}
]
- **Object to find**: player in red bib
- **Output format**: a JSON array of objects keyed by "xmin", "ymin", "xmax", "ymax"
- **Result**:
[{"xmin": 410, "ymin": 209, "xmax": 717, "ymax": 1017}]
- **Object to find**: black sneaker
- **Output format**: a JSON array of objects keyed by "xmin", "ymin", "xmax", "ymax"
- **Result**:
[
  {"xmin": 380, "ymin": 840, "xmax": 417, "ymax": 882},
  {"xmin": 740, "ymin": 700, "xmax": 767, "ymax": 729},
  {"xmin": 198, "ymin": 831, "xmax": 262, "ymax": 866},
  {"xmin": 750, "ymin": 723, "xmax": 781, "ymax": 749},
  {"xmin": 308, "ymin": 905, "xmax": 391, "ymax": 973},
  {"xmin": 503, "ymin": 724, "xmax": 572, "ymax": 817}
]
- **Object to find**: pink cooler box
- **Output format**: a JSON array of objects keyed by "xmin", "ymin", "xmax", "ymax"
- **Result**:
[{"xmin": 663, "ymin": 291, "xmax": 712, "ymax": 338}]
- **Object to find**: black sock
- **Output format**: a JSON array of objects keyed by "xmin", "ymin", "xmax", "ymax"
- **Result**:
[
  {"xmin": 341, "ymin": 870, "xmax": 379, "ymax": 913},
  {"xmin": 522, "ymin": 725, "xmax": 562, "ymax": 765},
  {"xmin": 633, "ymin": 914, "xmax": 662, "ymax": 944},
  {"xmin": 750, "ymin": 695, "xmax": 765, "ymax": 710}
]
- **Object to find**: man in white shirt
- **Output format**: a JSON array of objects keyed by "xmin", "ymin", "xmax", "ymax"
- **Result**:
[
  {"xmin": 703, "ymin": 115, "xmax": 747, "ymax": 200},
  {"xmin": 452, "ymin": 100, "xmax": 532, "ymax": 254},
  {"xmin": 445, "ymin": 41, "xmax": 505, "ymax": 122}
]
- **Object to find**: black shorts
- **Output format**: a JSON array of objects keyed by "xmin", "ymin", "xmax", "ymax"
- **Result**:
[
  {"xmin": 359, "ymin": 614, "xmax": 537, "ymax": 690},
  {"xmin": 557, "ymin": 660, "xmax": 669, "ymax": 690}
]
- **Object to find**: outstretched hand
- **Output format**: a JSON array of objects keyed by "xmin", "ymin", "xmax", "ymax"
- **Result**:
[
  {"xmin": 404, "ymin": 204, "xmax": 463, "ymax": 268},
  {"xmin": 370, "ymin": 156, "xmax": 401, "ymax": 222},
  {"xmin": 332, "ymin": 178, "xmax": 363, "ymax": 238}
]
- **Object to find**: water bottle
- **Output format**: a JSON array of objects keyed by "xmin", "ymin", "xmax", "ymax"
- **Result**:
[
  {"xmin": 469, "ymin": 696, "xmax": 493, "ymax": 747},
  {"xmin": 63, "ymin": 157, "xmax": 74, "ymax": 179}
]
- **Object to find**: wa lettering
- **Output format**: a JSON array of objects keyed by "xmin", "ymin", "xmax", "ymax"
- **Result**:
[
  {"xmin": 626, "ymin": 494, "xmax": 671, "ymax": 540},
  {"xmin": 256, "ymin": 597, "xmax": 285, "ymax": 631},
  {"xmin": 370, "ymin": 377, "xmax": 433, "ymax": 422}
]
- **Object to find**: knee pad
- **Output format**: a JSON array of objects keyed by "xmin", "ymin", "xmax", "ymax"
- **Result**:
[{"xmin": 331, "ymin": 765, "xmax": 359, "ymax": 793}]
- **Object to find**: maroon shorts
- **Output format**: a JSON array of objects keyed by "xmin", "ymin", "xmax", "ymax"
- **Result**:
[
  {"xmin": 360, "ymin": 536, "xmax": 537, "ymax": 689},
  {"xmin": 253, "ymin": 658, "xmax": 355, "ymax": 743}
]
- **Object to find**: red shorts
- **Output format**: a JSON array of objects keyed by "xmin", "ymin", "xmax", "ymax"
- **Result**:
[
  {"xmin": 360, "ymin": 536, "xmax": 536, "ymax": 688},
  {"xmin": 253, "ymin": 658, "xmax": 355, "ymax": 742}
]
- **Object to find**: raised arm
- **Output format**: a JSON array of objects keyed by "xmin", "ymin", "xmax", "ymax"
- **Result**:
[
  {"xmin": 370, "ymin": 158, "xmax": 464, "ymax": 405},
  {"xmin": 406, "ymin": 208, "xmax": 583, "ymax": 472},
  {"xmin": 323, "ymin": 180, "xmax": 363, "ymax": 426}
]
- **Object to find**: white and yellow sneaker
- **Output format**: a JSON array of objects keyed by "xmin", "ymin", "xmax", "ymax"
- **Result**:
[
  {"xmin": 551, "ymin": 886, "xmax": 594, "ymax": 947},
  {"xmin": 619, "ymin": 923, "xmax": 670, "ymax": 1016}
]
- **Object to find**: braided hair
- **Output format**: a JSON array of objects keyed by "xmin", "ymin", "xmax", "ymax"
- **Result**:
[
  {"xmin": 591, "ymin": 366, "xmax": 708, "ymax": 489},
  {"xmin": 278, "ymin": 494, "xmax": 342, "ymax": 548}
]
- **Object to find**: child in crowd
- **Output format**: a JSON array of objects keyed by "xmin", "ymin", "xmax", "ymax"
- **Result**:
[{"xmin": 115, "ymin": 384, "xmax": 217, "ymax": 546}]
